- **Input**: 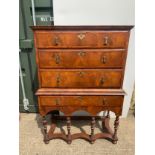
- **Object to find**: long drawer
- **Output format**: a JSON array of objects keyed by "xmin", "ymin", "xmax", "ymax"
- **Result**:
[
  {"xmin": 38, "ymin": 49, "xmax": 126, "ymax": 69},
  {"xmin": 35, "ymin": 31, "xmax": 129, "ymax": 49},
  {"xmin": 39, "ymin": 95, "xmax": 123, "ymax": 107},
  {"xmin": 40, "ymin": 69, "xmax": 123, "ymax": 88}
]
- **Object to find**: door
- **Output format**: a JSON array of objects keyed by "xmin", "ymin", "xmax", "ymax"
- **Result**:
[{"xmin": 19, "ymin": 0, "xmax": 54, "ymax": 112}]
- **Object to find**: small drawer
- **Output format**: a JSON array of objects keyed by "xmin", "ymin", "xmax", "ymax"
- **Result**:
[
  {"xmin": 40, "ymin": 69, "xmax": 123, "ymax": 88},
  {"xmin": 39, "ymin": 95, "xmax": 124, "ymax": 107},
  {"xmin": 38, "ymin": 49, "xmax": 126, "ymax": 69},
  {"xmin": 35, "ymin": 31, "xmax": 129, "ymax": 49}
]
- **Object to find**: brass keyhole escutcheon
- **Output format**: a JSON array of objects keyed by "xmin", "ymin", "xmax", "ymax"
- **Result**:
[
  {"xmin": 55, "ymin": 98, "xmax": 60, "ymax": 106},
  {"xmin": 56, "ymin": 74, "xmax": 61, "ymax": 87},
  {"xmin": 78, "ymin": 51, "xmax": 86, "ymax": 56},
  {"xmin": 77, "ymin": 96, "xmax": 83, "ymax": 105},
  {"xmin": 79, "ymin": 71, "xmax": 85, "ymax": 77},
  {"xmin": 78, "ymin": 33, "xmax": 85, "ymax": 40}
]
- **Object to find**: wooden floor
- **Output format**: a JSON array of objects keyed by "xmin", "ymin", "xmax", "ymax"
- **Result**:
[{"xmin": 19, "ymin": 111, "xmax": 135, "ymax": 155}]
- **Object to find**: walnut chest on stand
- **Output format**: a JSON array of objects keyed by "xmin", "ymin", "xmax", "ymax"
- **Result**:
[{"xmin": 31, "ymin": 26, "xmax": 133, "ymax": 144}]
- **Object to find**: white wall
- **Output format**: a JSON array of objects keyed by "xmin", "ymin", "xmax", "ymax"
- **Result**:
[{"xmin": 53, "ymin": 0, "xmax": 135, "ymax": 117}]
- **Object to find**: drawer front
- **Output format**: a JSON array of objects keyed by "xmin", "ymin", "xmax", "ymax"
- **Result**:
[
  {"xmin": 39, "ymin": 95, "xmax": 124, "ymax": 107},
  {"xmin": 35, "ymin": 31, "xmax": 129, "ymax": 48},
  {"xmin": 38, "ymin": 49, "xmax": 125, "ymax": 69},
  {"xmin": 40, "ymin": 69, "xmax": 122, "ymax": 88}
]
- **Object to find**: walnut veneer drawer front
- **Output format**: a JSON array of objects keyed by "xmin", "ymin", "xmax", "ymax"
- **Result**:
[
  {"xmin": 39, "ymin": 96, "xmax": 123, "ymax": 107},
  {"xmin": 40, "ymin": 69, "xmax": 123, "ymax": 88},
  {"xmin": 35, "ymin": 31, "xmax": 129, "ymax": 49},
  {"xmin": 38, "ymin": 49, "xmax": 125, "ymax": 69}
]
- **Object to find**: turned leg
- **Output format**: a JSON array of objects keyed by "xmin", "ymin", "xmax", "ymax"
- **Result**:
[
  {"xmin": 66, "ymin": 116, "xmax": 72, "ymax": 144},
  {"xmin": 106, "ymin": 110, "xmax": 110, "ymax": 118},
  {"xmin": 90, "ymin": 117, "xmax": 95, "ymax": 144},
  {"xmin": 102, "ymin": 111, "xmax": 110, "ymax": 132},
  {"xmin": 42, "ymin": 116, "xmax": 49, "ymax": 144},
  {"xmin": 49, "ymin": 113, "xmax": 57, "ymax": 134},
  {"xmin": 112, "ymin": 116, "xmax": 119, "ymax": 144}
]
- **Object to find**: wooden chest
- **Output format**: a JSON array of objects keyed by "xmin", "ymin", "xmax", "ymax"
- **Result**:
[{"xmin": 32, "ymin": 26, "xmax": 133, "ymax": 144}]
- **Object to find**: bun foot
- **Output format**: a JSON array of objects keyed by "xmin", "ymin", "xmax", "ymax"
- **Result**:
[
  {"xmin": 90, "ymin": 141, "xmax": 95, "ymax": 144},
  {"xmin": 44, "ymin": 140, "xmax": 49, "ymax": 144},
  {"xmin": 112, "ymin": 140, "xmax": 117, "ymax": 144},
  {"xmin": 67, "ymin": 140, "xmax": 72, "ymax": 144}
]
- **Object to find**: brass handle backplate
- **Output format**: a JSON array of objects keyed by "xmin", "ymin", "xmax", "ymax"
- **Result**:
[
  {"xmin": 101, "ymin": 55, "xmax": 107, "ymax": 64},
  {"xmin": 103, "ymin": 36, "xmax": 110, "ymax": 46},
  {"xmin": 53, "ymin": 36, "xmax": 60, "ymax": 45},
  {"xmin": 100, "ymin": 77, "xmax": 105, "ymax": 85},
  {"xmin": 53, "ymin": 54, "xmax": 60, "ymax": 64}
]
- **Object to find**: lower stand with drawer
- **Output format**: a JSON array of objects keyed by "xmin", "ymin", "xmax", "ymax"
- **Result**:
[{"xmin": 36, "ymin": 88, "xmax": 125, "ymax": 144}]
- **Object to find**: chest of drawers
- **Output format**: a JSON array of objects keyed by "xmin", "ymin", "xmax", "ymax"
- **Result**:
[{"xmin": 32, "ymin": 26, "xmax": 133, "ymax": 144}]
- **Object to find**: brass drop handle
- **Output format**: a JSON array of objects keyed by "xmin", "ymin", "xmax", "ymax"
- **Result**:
[
  {"xmin": 55, "ymin": 98, "xmax": 60, "ymax": 106},
  {"xmin": 100, "ymin": 77, "xmax": 105, "ymax": 85},
  {"xmin": 101, "ymin": 55, "xmax": 107, "ymax": 64},
  {"xmin": 54, "ymin": 54, "xmax": 60, "ymax": 64},
  {"xmin": 103, "ymin": 36, "xmax": 110, "ymax": 46},
  {"xmin": 103, "ymin": 98, "xmax": 108, "ymax": 105},
  {"xmin": 56, "ymin": 74, "xmax": 61, "ymax": 87},
  {"xmin": 53, "ymin": 36, "xmax": 60, "ymax": 45}
]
